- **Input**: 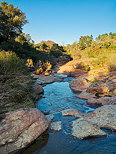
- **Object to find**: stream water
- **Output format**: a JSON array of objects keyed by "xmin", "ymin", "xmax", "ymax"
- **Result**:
[{"xmin": 21, "ymin": 75, "xmax": 116, "ymax": 154}]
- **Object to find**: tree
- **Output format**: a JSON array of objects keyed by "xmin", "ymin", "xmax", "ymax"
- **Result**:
[
  {"xmin": 79, "ymin": 35, "xmax": 93, "ymax": 50},
  {"xmin": 0, "ymin": 1, "xmax": 28, "ymax": 42},
  {"xmin": 15, "ymin": 33, "xmax": 34, "ymax": 46},
  {"xmin": 40, "ymin": 43, "xmax": 48, "ymax": 51},
  {"xmin": 51, "ymin": 43, "xmax": 65, "ymax": 52}
]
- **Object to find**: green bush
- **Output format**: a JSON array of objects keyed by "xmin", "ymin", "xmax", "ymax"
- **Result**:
[
  {"xmin": 0, "ymin": 51, "xmax": 28, "ymax": 75},
  {"xmin": 50, "ymin": 50, "xmax": 63, "ymax": 58}
]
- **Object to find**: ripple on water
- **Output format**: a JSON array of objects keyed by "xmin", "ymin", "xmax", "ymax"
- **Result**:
[{"xmin": 37, "ymin": 82, "xmax": 93, "ymax": 114}]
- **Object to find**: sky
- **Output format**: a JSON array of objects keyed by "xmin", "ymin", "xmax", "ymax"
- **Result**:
[{"xmin": 1, "ymin": 0, "xmax": 116, "ymax": 45}]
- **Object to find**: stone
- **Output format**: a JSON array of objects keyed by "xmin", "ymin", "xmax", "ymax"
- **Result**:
[
  {"xmin": 87, "ymin": 96, "xmax": 116, "ymax": 106},
  {"xmin": 85, "ymin": 105, "xmax": 116, "ymax": 130},
  {"xmin": 77, "ymin": 89, "xmax": 96, "ymax": 100},
  {"xmin": 50, "ymin": 121, "xmax": 62, "ymax": 131},
  {"xmin": 61, "ymin": 109, "xmax": 84, "ymax": 117},
  {"xmin": 33, "ymin": 85, "xmax": 44, "ymax": 94},
  {"xmin": 0, "ymin": 108, "xmax": 48, "ymax": 154},
  {"xmin": 70, "ymin": 78, "xmax": 90, "ymax": 93},
  {"xmin": 86, "ymin": 74, "xmax": 116, "ymax": 97},
  {"xmin": 46, "ymin": 114, "xmax": 54, "ymax": 123},
  {"xmin": 36, "ymin": 75, "xmax": 62, "ymax": 85},
  {"xmin": 69, "ymin": 69, "xmax": 87, "ymax": 78},
  {"xmin": 72, "ymin": 119, "xmax": 107, "ymax": 139}
]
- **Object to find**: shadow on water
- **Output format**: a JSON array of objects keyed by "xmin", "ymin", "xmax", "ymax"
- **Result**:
[{"xmin": 18, "ymin": 76, "xmax": 116, "ymax": 154}]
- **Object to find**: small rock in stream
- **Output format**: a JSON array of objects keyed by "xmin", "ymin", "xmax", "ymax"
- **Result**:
[
  {"xmin": 50, "ymin": 121, "xmax": 62, "ymax": 131},
  {"xmin": 46, "ymin": 114, "xmax": 54, "ymax": 123}
]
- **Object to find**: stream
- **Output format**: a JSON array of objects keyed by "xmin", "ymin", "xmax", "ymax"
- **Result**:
[{"xmin": 21, "ymin": 75, "xmax": 116, "ymax": 154}]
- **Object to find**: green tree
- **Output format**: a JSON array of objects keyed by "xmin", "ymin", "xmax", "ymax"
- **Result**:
[
  {"xmin": 0, "ymin": 1, "xmax": 28, "ymax": 42},
  {"xmin": 96, "ymin": 33, "xmax": 108, "ymax": 41},
  {"xmin": 15, "ymin": 33, "xmax": 34, "ymax": 46},
  {"xmin": 79, "ymin": 35, "xmax": 93, "ymax": 50},
  {"xmin": 40, "ymin": 43, "xmax": 48, "ymax": 51}
]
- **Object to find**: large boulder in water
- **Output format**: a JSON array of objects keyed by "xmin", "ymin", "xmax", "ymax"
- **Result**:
[
  {"xmin": 72, "ymin": 119, "xmax": 107, "ymax": 139},
  {"xmin": 85, "ymin": 105, "xmax": 116, "ymax": 130},
  {"xmin": 0, "ymin": 108, "xmax": 48, "ymax": 154},
  {"xmin": 71, "ymin": 105, "xmax": 116, "ymax": 139}
]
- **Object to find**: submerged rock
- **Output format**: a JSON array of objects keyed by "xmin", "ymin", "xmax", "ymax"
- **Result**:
[
  {"xmin": 50, "ymin": 121, "xmax": 62, "ymax": 131},
  {"xmin": 72, "ymin": 119, "xmax": 107, "ymax": 139},
  {"xmin": 46, "ymin": 114, "xmax": 54, "ymax": 123},
  {"xmin": 0, "ymin": 108, "xmax": 48, "ymax": 154}
]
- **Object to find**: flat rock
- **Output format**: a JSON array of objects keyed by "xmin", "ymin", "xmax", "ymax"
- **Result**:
[
  {"xmin": 77, "ymin": 89, "xmax": 96, "ymax": 100},
  {"xmin": 85, "ymin": 105, "xmax": 116, "ymax": 130},
  {"xmin": 36, "ymin": 75, "xmax": 62, "ymax": 85},
  {"xmin": 0, "ymin": 108, "xmax": 48, "ymax": 154},
  {"xmin": 61, "ymin": 109, "xmax": 84, "ymax": 117},
  {"xmin": 72, "ymin": 119, "xmax": 107, "ymax": 139},
  {"xmin": 87, "ymin": 96, "xmax": 116, "ymax": 106}
]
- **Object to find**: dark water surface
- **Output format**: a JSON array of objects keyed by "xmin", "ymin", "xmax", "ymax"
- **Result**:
[{"xmin": 21, "ymin": 76, "xmax": 116, "ymax": 154}]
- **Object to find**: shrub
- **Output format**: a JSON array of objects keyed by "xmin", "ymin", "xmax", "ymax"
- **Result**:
[
  {"xmin": 50, "ymin": 50, "xmax": 63, "ymax": 58},
  {"xmin": 0, "ymin": 51, "xmax": 28, "ymax": 75}
]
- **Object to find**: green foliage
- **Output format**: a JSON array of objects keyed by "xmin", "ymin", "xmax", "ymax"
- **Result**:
[
  {"xmin": 51, "ymin": 43, "xmax": 65, "ymax": 52},
  {"xmin": 50, "ymin": 50, "xmax": 63, "ymax": 58},
  {"xmin": 0, "ymin": 51, "xmax": 28, "ymax": 75},
  {"xmin": 35, "ymin": 60, "xmax": 52, "ymax": 74},
  {"xmin": 79, "ymin": 35, "xmax": 93, "ymax": 50},
  {"xmin": 0, "ymin": 1, "xmax": 28, "ymax": 42},
  {"xmin": 15, "ymin": 33, "xmax": 34, "ymax": 46},
  {"xmin": 40, "ymin": 43, "xmax": 48, "ymax": 51},
  {"xmin": 73, "ymin": 62, "xmax": 90, "ymax": 71}
]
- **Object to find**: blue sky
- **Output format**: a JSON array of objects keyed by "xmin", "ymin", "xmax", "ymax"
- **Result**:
[{"xmin": 2, "ymin": 0, "xmax": 116, "ymax": 45}]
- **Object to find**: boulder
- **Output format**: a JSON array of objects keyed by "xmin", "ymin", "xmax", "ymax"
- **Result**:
[
  {"xmin": 33, "ymin": 85, "xmax": 44, "ymax": 94},
  {"xmin": 69, "ymin": 69, "xmax": 87, "ymax": 78},
  {"xmin": 72, "ymin": 119, "xmax": 107, "ymax": 139},
  {"xmin": 61, "ymin": 109, "xmax": 84, "ymax": 117},
  {"xmin": 85, "ymin": 105, "xmax": 116, "ymax": 130},
  {"xmin": 77, "ymin": 89, "xmax": 96, "ymax": 100},
  {"xmin": 0, "ymin": 108, "xmax": 48, "ymax": 154},
  {"xmin": 36, "ymin": 75, "xmax": 63, "ymax": 85},
  {"xmin": 86, "ymin": 74, "xmax": 116, "ymax": 97},
  {"xmin": 87, "ymin": 96, "xmax": 116, "ymax": 106},
  {"xmin": 70, "ymin": 78, "xmax": 90, "ymax": 93}
]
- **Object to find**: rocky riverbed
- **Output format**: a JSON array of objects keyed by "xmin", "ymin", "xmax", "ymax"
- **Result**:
[
  {"xmin": 0, "ymin": 70, "xmax": 116, "ymax": 154},
  {"xmin": 22, "ymin": 72, "xmax": 115, "ymax": 154}
]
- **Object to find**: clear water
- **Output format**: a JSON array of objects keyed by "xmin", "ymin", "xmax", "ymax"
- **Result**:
[
  {"xmin": 21, "ymin": 77, "xmax": 116, "ymax": 154},
  {"xmin": 36, "ymin": 82, "xmax": 93, "ymax": 114}
]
